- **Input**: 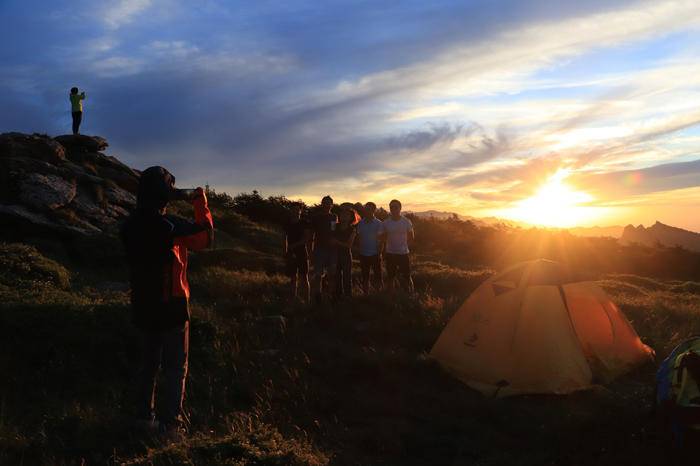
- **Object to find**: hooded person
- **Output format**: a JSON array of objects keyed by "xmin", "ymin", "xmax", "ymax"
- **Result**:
[{"xmin": 120, "ymin": 166, "xmax": 214, "ymax": 439}]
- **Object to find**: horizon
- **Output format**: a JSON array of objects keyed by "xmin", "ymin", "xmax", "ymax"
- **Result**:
[{"xmin": 2, "ymin": 1, "xmax": 700, "ymax": 230}]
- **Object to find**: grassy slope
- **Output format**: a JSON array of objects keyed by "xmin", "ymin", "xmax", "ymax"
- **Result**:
[{"xmin": 1, "ymin": 209, "xmax": 699, "ymax": 465}]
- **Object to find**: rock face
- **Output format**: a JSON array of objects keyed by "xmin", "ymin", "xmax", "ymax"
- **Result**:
[
  {"xmin": 620, "ymin": 221, "xmax": 700, "ymax": 252},
  {"xmin": 0, "ymin": 132, "xmax": 139, "ymax": 237}
]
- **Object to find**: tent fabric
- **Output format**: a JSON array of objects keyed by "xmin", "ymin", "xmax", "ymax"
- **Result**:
[{"xmin": 430, "ymin": 259, "xmax": 654, "ymax": 397}]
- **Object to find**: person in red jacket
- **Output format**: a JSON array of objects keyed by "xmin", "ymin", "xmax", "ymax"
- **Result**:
[{"xmin": 121, "ymin": 166, "xmax": 213, "ymax": 439}]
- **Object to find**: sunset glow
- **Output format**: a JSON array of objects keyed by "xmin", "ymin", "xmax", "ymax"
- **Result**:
[
  {"xmin": 498, "ymin": 170, "xmax": 607, "ymax": 228},
  {"xmin": 2, "ymin": 1, "xmax": 700, "ymax": 230}
]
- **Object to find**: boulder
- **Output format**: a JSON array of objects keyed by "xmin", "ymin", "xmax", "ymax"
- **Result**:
[
  {"xmin": 54, "ymin": 134, "xmax": 108, "ymax": 153},
  {"xmin": 0, "ymin": 133, "xmax": 137, "ymax": 239},
  {"xmin": 0, "ymin": 133, "xmax": 65, "ymax": 164},
  {"xmin": 18, "ymin": 173, "xmax": 77, "ymax": 211},
  {"xmin": 0, "ymin": 204, "xmax": 98, "ymax": 236},
  {"xmin": 103, "ymin": 185, "xmax": 136, "ymax": 208}
]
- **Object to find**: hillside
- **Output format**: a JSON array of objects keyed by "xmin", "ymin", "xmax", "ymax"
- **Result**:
[{"xmin": 1, "ymin": 132, "xmax": 700, "ymax": 465}]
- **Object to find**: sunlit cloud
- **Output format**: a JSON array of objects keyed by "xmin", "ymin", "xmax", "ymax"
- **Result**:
[{"xmin": 2, "ymin": 0, "xmax": 700, "ymax": 229}]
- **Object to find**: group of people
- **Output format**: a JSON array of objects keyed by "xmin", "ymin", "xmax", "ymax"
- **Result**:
[
  {"xmin": 120, "ymin": 167, "xmax": 418, "ymax": 440},
  {"xmin": 284, "ymin": 195, "xmax": 415, "ymax": 304}
]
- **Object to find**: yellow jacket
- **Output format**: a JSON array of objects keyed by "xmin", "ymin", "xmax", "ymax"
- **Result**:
[{"xmin": 70, "ymin": 92, "xmax": 85, "ymax": 112}]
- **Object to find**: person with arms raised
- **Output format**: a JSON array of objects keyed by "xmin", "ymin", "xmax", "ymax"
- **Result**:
[
  {"xmin": 69, "ymin": 87, "xmax": 86, "ymax": 135},
  {"xmin": 121, "ymin": 167, "xmax": 214, "ymax": 441}
]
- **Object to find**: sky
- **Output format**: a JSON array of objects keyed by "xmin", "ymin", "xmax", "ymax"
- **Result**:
[{"xmin": 1, "ymin": 0, "xmax": 699, "ymax": 230}]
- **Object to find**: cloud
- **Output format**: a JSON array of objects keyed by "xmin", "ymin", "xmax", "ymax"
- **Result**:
[
  {"xmin": 384, "ymin": 123, "xmax": 476, "ymax": 152},
  {"xmin": 103, "ymin": 0, "xmax": 152, "ymax": 29},
  {"xmin": 305, "ymin": 1, "xmax": 700, "ymax": 109},
  {"xmin": 572, "ymin": 158, "xmax": 700, "ymax": 200},
  {"xmin": 2, "ymin": 0, "xmax": 700, "ymax": 228}
]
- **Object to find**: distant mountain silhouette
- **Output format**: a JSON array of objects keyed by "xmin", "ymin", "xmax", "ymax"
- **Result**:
[
  {"xmin": 409, "ymin": 210, "xmax": 523, "ymax": 228},
  {"xmin": 620, "ymin": 221, "xmax": 700, "ymax": 252},
  {"xmin": 566, "ymin": 225, "xmax": 625, "ymax": 238}
]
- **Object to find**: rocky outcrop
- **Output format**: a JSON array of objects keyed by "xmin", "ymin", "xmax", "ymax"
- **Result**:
[
  {"xmin": 620, "ymin": 221, "xmax": 700, "ymax": 252},
  {"xmin": 0, "ymin": 132, "xmax": 139, "ymax": 237}
]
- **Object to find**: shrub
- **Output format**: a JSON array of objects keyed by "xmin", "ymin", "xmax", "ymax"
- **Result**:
[{"xmin": 0, "ymin": 242, "xmax": 71, "ymax": 289}]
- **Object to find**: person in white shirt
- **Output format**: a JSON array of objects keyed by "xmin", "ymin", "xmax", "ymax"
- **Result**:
[
  {"xmin": 356, "ymin": 202, "xmax": 384, "ymax": 294},
  {"xmin": 382, "ymin": 199, "xmax": 414, "ymax": 291}
]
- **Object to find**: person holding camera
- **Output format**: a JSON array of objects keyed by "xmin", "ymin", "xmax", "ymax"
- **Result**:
[
  {"xmin": 69, "ymin": 87, "xmax": 86, "ymax": 135},
  {"xmin": 121, "ymin": 166, "xmax": 214, "ymax": 440}
]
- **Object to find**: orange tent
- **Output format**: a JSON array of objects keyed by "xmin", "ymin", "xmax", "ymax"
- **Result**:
[{"xmin": 430, "ymin": 259, "xmax": 654, "ymax": 397}]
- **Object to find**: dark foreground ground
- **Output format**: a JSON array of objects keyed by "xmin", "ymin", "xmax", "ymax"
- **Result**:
[{"xmin": 1, "ymin": 235, "xmax": 699, "ymax": 465}]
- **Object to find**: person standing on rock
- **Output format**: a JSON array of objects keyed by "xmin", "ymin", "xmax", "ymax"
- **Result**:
[
  {"xmin": 121, "ymin": 166, "xmax": 214, "ymax": 441},
  {"xmin": 69, "ymin": 87, "xmax": 86, "ymax": 135}
]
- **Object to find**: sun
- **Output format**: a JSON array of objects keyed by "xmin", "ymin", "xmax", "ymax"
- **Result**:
[{"xmin": 501, "ymin": 169, "xmax": 603, "ymax": 228}]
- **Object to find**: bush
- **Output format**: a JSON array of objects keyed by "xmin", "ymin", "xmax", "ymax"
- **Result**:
[{"xmin": 0, "ymin": 242, "xmax": 71, "ymax": 289}]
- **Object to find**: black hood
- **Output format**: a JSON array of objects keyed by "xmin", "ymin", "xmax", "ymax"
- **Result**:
[{"xmin": 137, "ymin": 166, "xmax": 175, "ymax": 210}]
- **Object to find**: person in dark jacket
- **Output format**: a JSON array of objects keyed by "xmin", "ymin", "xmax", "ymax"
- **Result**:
[
  {"xmin": 121, "ymin": 166, "xmax": 213, "ymax": 439},
  {"xmin": 311, "ymin": 195, "xmax": 338, "ymax": 304},
  {"xmin": 333, "ymin": 204, "xmax": 359, "ymax": 299},
  {"xmin": 284, "ymin": 202, "xmax": 311, "ymax": 303}
]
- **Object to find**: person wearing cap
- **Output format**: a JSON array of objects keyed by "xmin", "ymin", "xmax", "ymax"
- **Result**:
[
  {"xmin": 357, "ymin": 202, "xmax": 384, "ymax": 294},
  {"xmin": 382, "ymin": 199, "xmax": 414, "ymax": 292},
  {"xmin": 310, "ymin": 195, "xmax": 338, "ymax": 304},
  {"xmin": 69, "ymin": 87, "xmax": 86, "ymax": 135},
  {"xmin": 120, "ymin": 166, "xmax": 214, "ymax": 440},
  {"xmin": 333, "ymin": 203, "xmax": 359, "ymax": 299}
]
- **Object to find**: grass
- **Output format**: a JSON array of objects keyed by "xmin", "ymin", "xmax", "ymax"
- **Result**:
[
  {"xmin": 1, "ymin": 231, "xmax": 699, "ymax": 465},
  {"xmin": 0, "ymin": 242, "xmax": 71, "ymax": 289}
]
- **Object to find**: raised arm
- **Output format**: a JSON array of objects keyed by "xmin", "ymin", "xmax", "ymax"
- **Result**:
[{"xmin": 173, "ymin": 188, "xmax": 214, "ymax": 250}]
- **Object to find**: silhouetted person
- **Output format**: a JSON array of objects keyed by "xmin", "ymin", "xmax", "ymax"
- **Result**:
[
  {"xmin": 284, "ymin": 202, "xmax": 311, "ymax": 303},
  {"xmin": 121, "ymin": 166, "xmax": 213, "ymax": 440},
  {"xmin": 383, "ymin": 199, "xmax": 414, "ymax": 292},
  {"xmin": 69, "ymin": 87, "xmax": 86, "ymax": 135},
  {"xmin": 334, "ymin": 204, "xmax": 358, "ymax": 299},
  {"xmin": 357, "ymin": 202, "xmax": 384, "ymax": 294},
  {"xmin": 311, "ymin": 195, "xmax": 338, "ymax": 304}
]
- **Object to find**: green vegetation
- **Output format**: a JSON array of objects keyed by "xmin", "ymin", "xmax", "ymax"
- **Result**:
[{"xmin": 1, "ymin": 194, "xmax": 700, "ymax": 465}]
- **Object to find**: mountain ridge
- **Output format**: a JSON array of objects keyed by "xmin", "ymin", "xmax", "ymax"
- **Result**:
[{"xmin": 620, "ymin": 221, "xmax": 700, "ymax": 252}]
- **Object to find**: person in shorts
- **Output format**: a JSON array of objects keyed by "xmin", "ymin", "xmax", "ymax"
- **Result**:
[
  {"xmin": 382, "ymin": 199, "xmax": 414, "ymax": 292},
  {"xmin": 284, "ymin": 202, "xmax": 310, "ymax": 303},
  {"xmin": 356, "ymin": 202, "xmax": 384, "ymax": 294},
  {"xmin": 311, "ymin": 195, "xmax": 338, "ymax": 304}
]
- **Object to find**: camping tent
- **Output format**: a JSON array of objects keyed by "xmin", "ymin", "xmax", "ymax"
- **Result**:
[{"xmin": 430, "ymin": 259, "xmax": 654, "ymax": 397}]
